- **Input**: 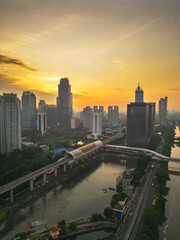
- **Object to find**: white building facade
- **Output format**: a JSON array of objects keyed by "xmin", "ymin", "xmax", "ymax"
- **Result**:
[{"xmin": 92, "ymin": 111, "xmax": 102, "ymax": 139}]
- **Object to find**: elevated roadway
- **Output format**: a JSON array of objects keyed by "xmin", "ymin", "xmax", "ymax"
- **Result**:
[
  {"xmin": 0, "ymin": 139, "xmax": 103, "ymax": 202},
  {"xmin": 105, "ymin": 144, "xmax": 180, "ymax": 162}
]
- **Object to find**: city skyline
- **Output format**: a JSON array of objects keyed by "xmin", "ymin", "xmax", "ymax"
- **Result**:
[{"xmin": 0, "ymin": 0, "xmax": 180, "ymax": 111}]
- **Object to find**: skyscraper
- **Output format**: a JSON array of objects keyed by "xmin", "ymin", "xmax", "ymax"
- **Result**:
[
  {"xmin": 135, "ymin": 83, "xmax": 143, "ymax": 103},
  {"xmin": 127, "ymin": 102, "xmax": 155, "ymax": 147},
  {"xmin": 80, "ymin": 106, "xmax": 92, "ymax": 130},
  {"xmin": 127, "ymin": 86, "xmax": 155, "ymax": 147},
  {"xmin": 0, "ymin": 93, "xmax": 21, "ymax": 154},
  {"xmin": 57, "ymin": 78, "xmax": 72, "ymax": 127},
  {"xmin": 22, "ymin": 91, "xmax": 36, "ymax": 129},
  {"xmin": 159, "ymin": 97, "xmax": 168, "ymax": 125},
  {"xmin": 37, "ymin": 100, "xmax": 47, "ymax": 133},
  {"xmin": 92, "ymin": 111, "xmax": 102, "ymax": 139},
  {"xmin": 47, "ymin": 105, "xmax": 58, "ymax": 128},
  {"xmin": 108, "ymin": 106, "xmax": 119, "ymax": 125},
  {"xmin": 93, "ymin": 106, "xmax": 98, "ymax": 112}
]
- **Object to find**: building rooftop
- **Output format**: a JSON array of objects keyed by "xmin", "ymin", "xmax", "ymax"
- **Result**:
[
  {"xmin": 50, "ymin": 226, "xmax": 59, "ymax": 232},
  {"xmin": 122, "ymin": 171, "xmax": 134, "ymax": 180}
]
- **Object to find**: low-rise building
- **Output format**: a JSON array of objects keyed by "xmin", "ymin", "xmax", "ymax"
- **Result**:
[
  {"xmin": 50, "ymin": 226, "xmax": 60, "ymax": 239},
  {"xmin": 113, "ymin": 198, "xmax": 127, "ymax": 221},
  {"xmin": 116, "ymin": 171, "xmax": 133, "ymax": 189}
]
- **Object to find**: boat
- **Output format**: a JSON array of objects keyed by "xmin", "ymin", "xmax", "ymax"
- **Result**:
[{"xmin": 108, "ymin": 187, "xmax": 115, "ymax": 191}]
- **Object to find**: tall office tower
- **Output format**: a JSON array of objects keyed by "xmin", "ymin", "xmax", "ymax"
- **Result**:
[
  {"xmin": 135, "ymin": 83, "xmax": 143, "ymax": 103},
  {"xmin": 0, "ymin": 93, "xmax": 21, "ymax": 154},
  {"xmin": 22, "ymin": 91, "xmax": 36, "ymax": 129},
  {"xmin": 127, "ymin": 102, "xmax": 155, "ymax": 147},
  {"xmin": 108, "ymin": 106, "xmax": 119, "ymax": 125},
  {"xmin": 93, "ymin": 106, "xmax": 98, "ymax": 112},
  {"xmin": 108, "ymin": 106, "xmax": 114, "ymax": 125},
  {"xmin": 92, "ymin": 111, "xmax": 102, "ymax": 139},
  {"xmin": 159, "ymin": 97, "xmax": 168, "ymax": 125},
  {"xmin": 37, "ymin": 100, "xmax": 47, "ymax": 133},
  {"xmin": 80, "ymin": 106, "xmax": 93, "ymax": 129},
  {"xmin": 47, "ymin": 105, "xmax": 58, "ymax": 128},
  {"xmin": 57, "ymin": 78, "xmax": 72, "ymax": 127},
  {"xmin": 114, "ymin": 106, "xmax": 119, "ymax": 125},
  {"xmin": 99, "ymin": 106, "xmax": 104, "ymax": 122}
]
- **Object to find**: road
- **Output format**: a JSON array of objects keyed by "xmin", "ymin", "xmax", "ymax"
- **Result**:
[{"xmin": 114, "ymin": 163, "xmax": 157, "ymax": 240}]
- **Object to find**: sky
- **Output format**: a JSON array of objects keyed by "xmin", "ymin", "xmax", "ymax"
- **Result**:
[{"xmin": 0, "ymin": 0, "xmax": 180, "ymax": 112}]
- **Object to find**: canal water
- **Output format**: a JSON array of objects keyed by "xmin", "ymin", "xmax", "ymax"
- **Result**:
[
  {"xmin": 160, "ymin": 126, "xmax": 180, "ymax": 240},
  {"xmin": 0, "ymin": 158, "xmax": 137, "ymax": 240}
]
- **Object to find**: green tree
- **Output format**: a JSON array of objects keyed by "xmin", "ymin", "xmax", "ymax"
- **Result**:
[
  {"xmin": 91, "ymin": 213, "xmax": 104, "ymax": 222},
  {"xmin": 69, "ymin": 222, "xmax": 76, "ymax": 231},
  {"xmin": 103, "ymin": 207, "xmax": 114, "ymax": 218},
  {"xmin": 15, "ymin": 232, "xmax": 28, "ymax": 240},
  {"xmin": 58, "ymin": 219, "xmax": 66, "ymax": 228}
]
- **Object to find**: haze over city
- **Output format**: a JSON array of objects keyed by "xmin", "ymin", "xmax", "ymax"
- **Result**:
[{"xmin": 0, "ymin": 0, "xmax": 180, "ymax": 111}]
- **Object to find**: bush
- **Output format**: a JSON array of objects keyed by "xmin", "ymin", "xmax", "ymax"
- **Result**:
[
  {"xmin": 69, "ymin": 222, "xmax": 76, "ymax": 231},
  {"xmin": 103, "ymin": 207, "xmax": 114, "ymax": 218},
  {"xmin": 15, "ymin": 232, "xmax": 28, "ymax": 240},
  {"xmin": 91, "ymin": 213, "xmax": 104, "ymax": 222},
  {"xmin": 58, "ymin": 219, "xmax": 66, "ymax": 228}
]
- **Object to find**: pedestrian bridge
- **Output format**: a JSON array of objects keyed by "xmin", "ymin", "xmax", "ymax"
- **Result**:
[{"xmin": 104, "ymin": 144, "xmax": 180, "ymax": 162}]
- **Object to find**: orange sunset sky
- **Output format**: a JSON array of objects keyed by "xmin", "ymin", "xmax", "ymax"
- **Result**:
[{"xmin": 0, "ymin": 0, "xmax": 180, "ymax": 112}]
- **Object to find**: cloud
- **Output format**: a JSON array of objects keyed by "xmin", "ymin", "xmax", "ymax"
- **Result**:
[
  {"xmin": 0, "ymin": 54, "xmax": 38, "ymax": 72},
  {"xmin": 73, "ymin": 93, "xmax": 93, "ymax": 100},
  {"xmin": 113, "ymin": 88, "xmax": 130, "ymax": 92},
  {"xmin": 169, "ymin": 88, "xmax": 180, "ymax": 91}
]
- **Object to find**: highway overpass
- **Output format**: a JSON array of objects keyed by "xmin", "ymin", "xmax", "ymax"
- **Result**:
[{"xmin": 105, "ymin": 144, "xmax": 180, "ymax": 162}]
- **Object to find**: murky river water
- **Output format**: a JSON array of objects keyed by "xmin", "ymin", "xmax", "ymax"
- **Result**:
[{"xmin": 0, "ymin": 158, "xmax": 136, "ymax": 240}]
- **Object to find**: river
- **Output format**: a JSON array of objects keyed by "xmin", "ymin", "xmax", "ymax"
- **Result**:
[
  {"xmin": 160, "ymin": 126, "xmax": 180, "ymax": 240},
  {"xmin": 0, "ymin": 158, "xmax": 137, "ymax": 240}
]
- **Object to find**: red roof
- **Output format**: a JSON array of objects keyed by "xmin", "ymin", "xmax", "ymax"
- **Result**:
[{"xmin": 50, "ymin": 226, "xmax": 59, "ymax": 232}]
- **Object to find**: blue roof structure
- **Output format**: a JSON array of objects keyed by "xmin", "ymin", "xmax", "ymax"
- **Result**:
[{"xmin": 49, "ymin": 147, "xmax": 74, "ymax": 158}]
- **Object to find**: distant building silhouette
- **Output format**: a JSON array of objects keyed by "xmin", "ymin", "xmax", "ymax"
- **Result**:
[
  {"xmin": 108, "ymin": 106, "xmax": 119, "ymax": 125},
  {"xmin": 93, "ymin": 106, "xmax": 98, "ymax": 112},
  {"xmin": 93, "ymin": 106, "xmax": 104, "ymax": 122},
  {"xmin": 37, "ymin": 100, "xmax": 47, "ymax": 133},
  {"xmin": 0, "ymin": 93, "xmax": 21, "ymax": 153},
  {"xmin": 135, "ymin": 83, "xmax": 143, "ymax": 103},
  {"xmin": 80, "ymin": 106, "xmax": 92, "ymax": 130},
  {"xmin": 127, "ymin": 85, "xmax": 155, "ymax": 147},
  {"xmin": 47, "ymin": 105, "xmax": 58, "ymax": 128},
  {"xmin": 159, "ymin": 97, "xmax": 168, "ymax": 125},
  {"xmin": 22, "ymin": 91, "xmax": 36, "ymax": 129},
  {"xmin": 92, "ymin": 111, "xmax": 102, "ymax": 139},
  {"xmin": 57, "ymin": 78, "xmax": 72, "ymax": 127}
]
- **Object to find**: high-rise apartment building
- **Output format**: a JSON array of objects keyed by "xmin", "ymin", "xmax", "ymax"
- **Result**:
[
  {"xmin": 92, "ymin": 111, "xmax": 102, "ymax": 139},
  {"xmin": 135, "ymin": 83, "xmax": 143, "ymax": 103},
  {"xmin": 37, "ymin": 100, "xmax": 47, "ymax": 133},
  {"xmin": 127, "ymin": 85, "xmax": 155, "ymax": 147},
  {"xmin": 99, "ymin": 106, "xmax": 104, "ymax": 122},
  {"xmin": 159, "ymin": 97, "xmax": 168, "ymax": 125},
  {"xmin": 80, "ymin": 106, "xmax": 92, "ymax": 130},
  {"xmin": 0, "ymin": 93, "xmax": 21, "ymax": 154},
  {"xmin": 22, "ymin": 91, "xmax": 36, "ymax": 129},
  {"xmin": 47, "ymin": 105, "xmax": 58, "ymax": 128},
  {"xmin": 93, "ymin": 106, "xmax": 98, "ymax": 112},
  {"xmin": 57, "ymin": 78, "xmax": 72, "ymax": 127},
  {"xmin": 108, "ymin": 106, "xmax": 119, "ymax": 125}
]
